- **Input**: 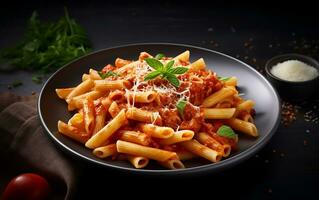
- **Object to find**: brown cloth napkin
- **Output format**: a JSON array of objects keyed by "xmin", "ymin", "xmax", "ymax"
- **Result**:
[{"xmin": 0, "ymin": 92, "xmax": 78, "ymax": 200}]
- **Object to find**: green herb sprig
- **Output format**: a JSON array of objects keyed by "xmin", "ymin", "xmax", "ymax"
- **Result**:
[
  {"xmin": 217, "ymin": 125, "xmax": 237, "ymax": 139},
  {"xmin": 144, "ymin": 58, "xmax": 188, "ymax": 87},
  {"xmin": 0, "ymin": 7, "xmax": 91, "ymax": 73},
  {"xmin": 98, "ymin": 71, "xmax": 118, "ymax": 79},
  {"xmin": 155, "ymin": 53, "xmax": 165, "ymax": 60},
  {"xmin": 176, "ymin": 100, "xmax": 187, "ymax": 118},
  {"xmin": 218, "ymin": 76, "xmax": 231, "ymax": 81}
]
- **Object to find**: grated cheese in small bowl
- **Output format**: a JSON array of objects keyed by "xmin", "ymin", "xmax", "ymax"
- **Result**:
[
  {"xmin": 265, "ymin": 54, "xmax": 319, "ymax": 101},
  {"xmin": 270, "ymin": 60, "xmax": 318, "ymax": 82}
]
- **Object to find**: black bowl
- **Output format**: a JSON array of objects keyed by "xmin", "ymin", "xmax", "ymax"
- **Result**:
[
  {"xmin": 38, "ymin": 43, "xmax": 280, "ymax": 175},
  {"xmin": 265, "ymin": 54, "xmax": 319, "ymax": 101}
]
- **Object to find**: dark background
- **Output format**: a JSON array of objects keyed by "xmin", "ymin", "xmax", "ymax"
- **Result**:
[{"xmin": 1, "ymin": 0, "xmax": 318, "ymax": 199}]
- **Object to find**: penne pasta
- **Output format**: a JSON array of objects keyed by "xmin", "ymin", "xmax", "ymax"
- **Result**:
[
  {"xmin": 139, "ymin": 52, "xmax": 153, "ymax": 61},
  {"xmin": 101, "ymin": 97, "xmax": 112, "ymax": 110},
  {"xmin": 93, "ymin": 105, "xmax": 107, "ymax": 135},
  {"xmin": 234, "ymin": 100, "xmax": 255, "ymax": 117},
  {"xmin": 108, "ymin": 101, "xmax": 121, "ymax": 118},
  {"xmin": 196, "ymin": 132, "xmax": 231, "ymax": 157},
  {"xmin": 58, "ymin": 121, "xmax": 89, "ymax": 144},
  {"xmin": 114, "ymin": 60, "xmax": 139, "ymax": 74},
  {"xmin": 202, "ymin": 87, "xmax": 236, "ymax": 108},
  {"xmin": 127, "ymin": 156, "xmax": 149, "ymax": 169},
  {"xmin": 158, "ymin": 158, "xmax": 185, "ymax": 169},
  {"xmin": 126, "ymin": 108, "xmax": 162, "ymax": 124},
  {"xmin": 67, "ymin": 91, "xmax": 103, "ymax": 111},
  {"xmin": 89, "ymin": 69, "xmax": 102, "ymax": 80},
  {"xmin": 139, "ymin": 124, "xmax": 174, "ymax": 139},
  {"xmin": 180, "ymin": 139, "xmax": 222, "ymax": 162},
  {"xmin": 68, "ymin": 113, "xmax": 85, "ymax": 130},
  {"xmin": 116, "ymin": 140, "xmax": 177, "ymax": 162},
  {"xmin": 83, "ymin": 98, "xmax": 95, "ymax": 134},
  {"xmin": 188, "ymin": 58, "xmax": 206, "ymax": 71},
  {"xmin": 174, "ymin": 50, "xmax": 190, "ymax": 64},
  {"xmin": 93, "ymin": 144, "xmax": 117, "ymax": 158},
  {"xmin": 115, "ymin": 58, "xmax": 132, "ymax": 68},
  {"xmin": 225, "ymin": 118, "xmax": 258, "ymax": 137},
  {"xmin": 224, "ymin": 76, "xmax": 238, "ymax": 86},
  {"xmin": 203, "ymin": 108, "xmax": 236, "ymax": 119},
  {"xmin": 215, "ymin": 97, "xmax": 234, "ymax": 108},
  {"xmin": 66, "ymin": 79, "xmax": 94, "ymax": 100},
  {"xmin": 82, "ymin": 73, "xmax": 90, "ymax": 81},
  {"xmin": 119, "ymin": 130, "xmax": 151, "ymax": 146},
  {"xmin": 56, "ymin": 88, "xmax": 74, "ymax": 99},
  {"xmin": 126, "ymin": 90, "xmax": 157, "ymax": 103},
  {"xmin": 176, "ymin": 150, "xmax": 197, "ymax": 161},
  {"xmin": 94, "ymin": 80, "xmax": 132, "ymax": 91},
  {"xmin": 241, "ymin": 113, "xmax": 254, "ymax": 123},
  {"xmin": 157, "ymin": 130, "xmax": 194, "ymax": 145},
  {"xmin": 85, "ymin": 109, "xmax": 126, "ymax": 149}
]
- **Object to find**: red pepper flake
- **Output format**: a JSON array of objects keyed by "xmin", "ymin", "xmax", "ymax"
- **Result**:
[
  {"xmin": 268, "ymin": 188, "xmax": 273, "ymax": 193},
  {"xmin": 281, "ymin": 101, "xmax": 298, "ymax": 126},
  {"xmin": 252, "ymin": 58, "xmax": 257, "ymax": 63}
]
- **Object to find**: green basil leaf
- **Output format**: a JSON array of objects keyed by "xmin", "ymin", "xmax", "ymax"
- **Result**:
[
  {"xmin": 144, "ymin": 71, "xmax": 162, "ymax": 81},
  {"xmin": 145, "ymin": 58, "xmax": 163, "ymax": 71},
  {"xmin": 165, "ymin": 74, "xmax": 180, "ymax": 87},
  {"xmin": 106, "ymin": 71, "xmax": 118, "ymax": 77},
  {"xmin": 165, "ymin": 60, "xmax": 175, "ymax": 71},
  {"xmin": 168, "ymin": 67, "xmax": 188, "ymax": 74},
  {"xmin": 176, "ymin": 100, "xmax": 187, "ymax": 118},
  {"xmin": 155, "ymin": 53, "xmax": 165, "ymax": 60},
  {"xmin": 98, "ymin": 71, "xmax": 107, "ymax": 79},
  {"xmin": 218, "ymin": 76, "xmax": 231, "ymax": 81},
  {"xmin": 98, "ymin": 71, "xmax": 118, "ymax": 79},
  {"xmin": 217, "ymin": 125, "xmax": 237, "ymax": 139}
]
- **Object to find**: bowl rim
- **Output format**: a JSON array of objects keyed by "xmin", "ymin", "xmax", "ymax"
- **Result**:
[
  {"xmin": 265, "ymin": 53, "xmax": 319, "ymax": 84},
  {"xmin": 38, "ymin": 42, "xmax": 281, "ymax": 175}
]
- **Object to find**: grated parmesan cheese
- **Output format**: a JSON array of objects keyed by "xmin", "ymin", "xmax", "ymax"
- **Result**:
[
  {"xmin": 123, "ymin": 58, "xmax": 193, "ymax": 109},
  {"xmin": 270, "ymin": 60, "xmax": 318, "ymax": 82}
]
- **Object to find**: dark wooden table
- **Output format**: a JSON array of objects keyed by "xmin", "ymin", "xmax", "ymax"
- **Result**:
[{"xmin": 1, "ymin": 1, "xmax": 318, "ymax": 199}]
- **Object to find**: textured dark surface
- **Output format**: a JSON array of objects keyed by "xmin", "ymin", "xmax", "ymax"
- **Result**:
[{"xmin": 1, "ymin": 1, "xmax": 319, "ymax": 199}]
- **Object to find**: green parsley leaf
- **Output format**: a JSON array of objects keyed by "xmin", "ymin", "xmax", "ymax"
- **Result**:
[
  {"xmin": 155, "ymin": 53, "xmax": 165, "ymax": 60},
  {"xmin": 98, "ymin": 71, "xmax": 118, "ymax": 79},
  {"xmin": 218, "ymin": 76, "xmax": 231, "ymax": 81},
  {"xmin": 144, "ymin": 71, "xmax": 162, "ymax": 81},
  {"xmin": 176, "ymin": 100, "xmax": 187, "ymax": 118},
  {"xmin": 168, "ymin": 67, "xmax": 188, "ymax": 74},
  {"xmin": 166, "ymin": 74, "xmax": 180, "ymax": 87},
  {"xmin": 145, "ymin": 58, "xmax": 163, "ymax": 71},
  {"xmin": 217, "ymin": 125, "xmax": 237, "ymax": 139},
  {"xmin": 0, "ymin": 8, "xmax": 91, "ymax": 73}
]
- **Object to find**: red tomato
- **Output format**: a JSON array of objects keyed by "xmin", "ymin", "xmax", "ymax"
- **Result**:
[{"xmin": 2, "ymin": 173, "xmax": 50, "ymax": 200}]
